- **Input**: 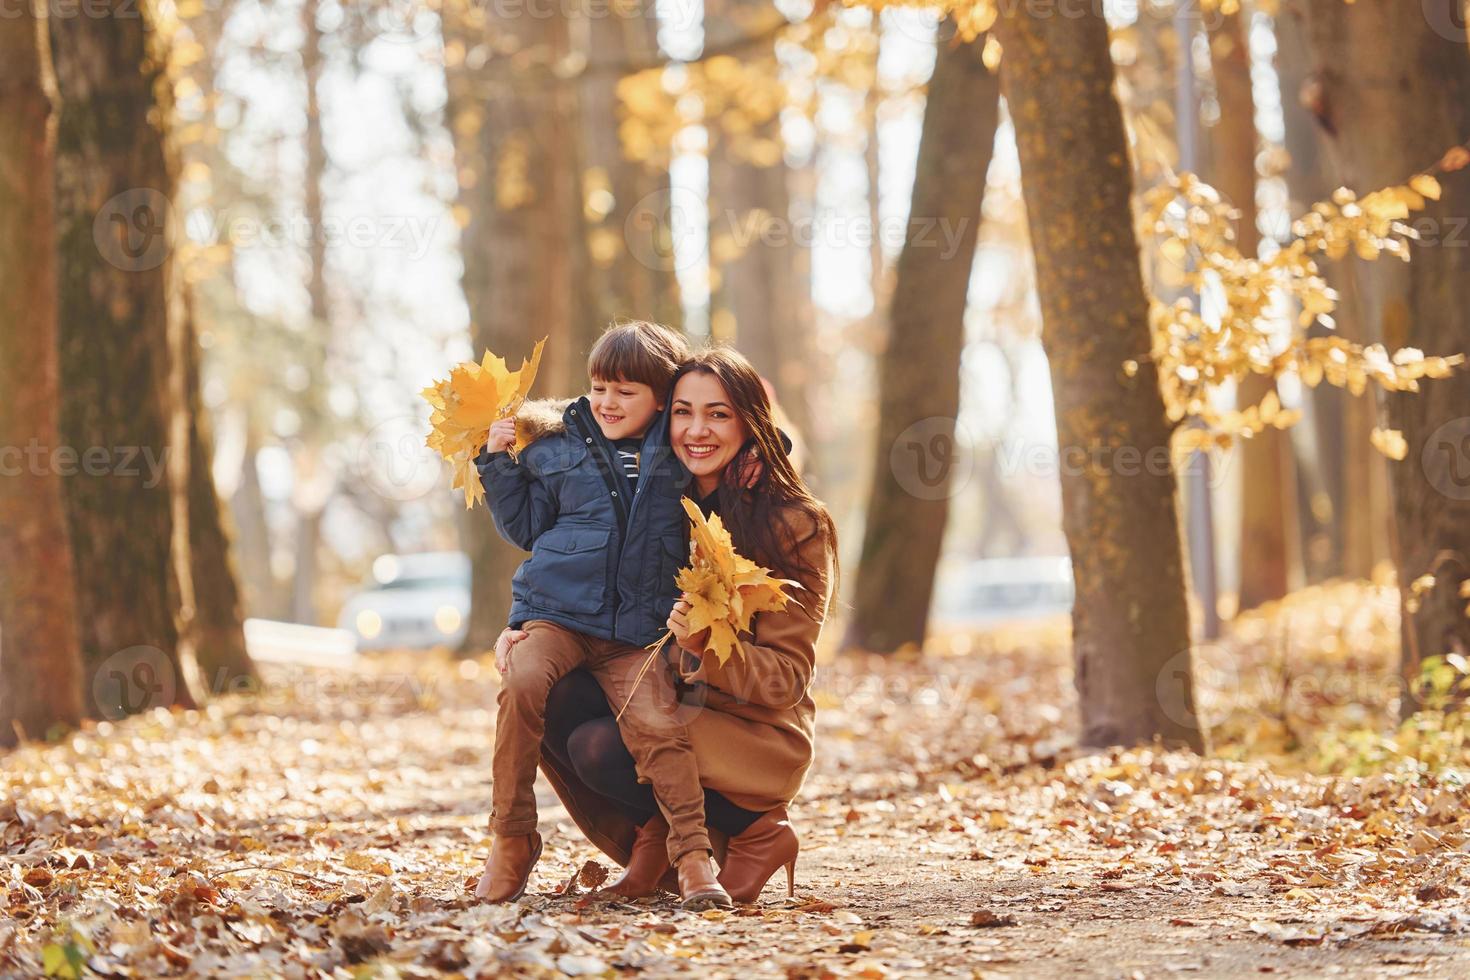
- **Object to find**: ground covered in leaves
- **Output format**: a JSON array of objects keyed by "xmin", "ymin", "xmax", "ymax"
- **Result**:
[{"xmin": 4, "ymin": 616, "xmax": 1469, "ymax": 978}]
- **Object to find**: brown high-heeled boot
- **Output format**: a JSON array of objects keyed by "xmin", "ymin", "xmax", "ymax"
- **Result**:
[
  {"xmin": 602, "ymin": 815, "xmax": 672, "ymax": 899},
  {"xmin": 717, "ymin": 807, "xmax": 798, "ymax": 904},
  {"xmin": 474, "ymin": 832, "xmax": 543, "ymax": 903},
  {"xmin": 677, "ymin": 851, "xmax": 733, "ymax": 910}
]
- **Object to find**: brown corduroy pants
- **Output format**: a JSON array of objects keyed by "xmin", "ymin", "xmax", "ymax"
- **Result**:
[{"xmin": 489, "ymin": 619, "xmax": 711, "ymax": 864}]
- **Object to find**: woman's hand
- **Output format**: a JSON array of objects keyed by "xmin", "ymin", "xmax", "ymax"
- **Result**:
[
  {"xmin": 485, "ymin": 418, "xmax": 518, "ymax": 455},
  {"xmin": 666, "ymin": 596, "xmax": 706, "ymax": 656},
  {"xmin": 494, "ymin": 628, "xmax": 528, "ymax": 675}
]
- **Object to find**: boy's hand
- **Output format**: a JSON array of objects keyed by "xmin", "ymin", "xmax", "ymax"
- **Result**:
[
  {"xmin": 485, "ymin": 418, "xmax": 518, "ymax": 455},
  {"xmin": 494, "ymin": 628, "xmax": 528, "ymax": 675}
]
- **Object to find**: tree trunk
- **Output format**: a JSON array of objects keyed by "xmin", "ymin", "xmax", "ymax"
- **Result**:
[
  {"xmin": 705, "ymin": 0, "xmax": 814, "ymax": 435},
  {"xmin": 1297, "ymin": 0, "xmax": 1470, "ymax": 707},
  {"xmin": 229, "ymin": 422, "xmax": 286, "ymax": 620},
  {"xmin": 0, "ymin": 0, "xmax": 85, "ymax": 745},
  {"xmin": 1208, "ymin": 9, "xmax": 1300, "ymax": 610},
  {"xmin": 442, "ymin": 0, "xmax": 584, "ymax": 653},
  {"xmin": 1000, "ymin": 4, "xmax": 1204, "ymax": 750},
  {"xmin": 182, "ymin": 294, "xmax": 255, "ymax": 693},
  {"xmin": 1273, "ymin": 4, "xmax": 1388, "ymax": 583},
  {"xmin": 289, "ymin": 0, "xmax": 332, "ymax": 627},
  {"xmin": 51, "ymin": 2, "xmax": 199, "ymax": 715},
  {"xmin": 576, "ymin": 5, "xmax": 682, "ymax": 334},
  {"xmin": 842, "ymin": 29, "xmax": 999, "ymax": 654}
]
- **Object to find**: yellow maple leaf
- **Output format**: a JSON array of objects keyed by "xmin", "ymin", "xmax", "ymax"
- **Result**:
[
  {"xmin": 673, "ymin": 497, "xmax": 798, "ymax": 668},
  {"xmin": 421, "ymin": 338, "xmax": 546, "ymax": 509}
]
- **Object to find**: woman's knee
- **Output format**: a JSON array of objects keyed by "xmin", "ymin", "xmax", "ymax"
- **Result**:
[
  {"xmin": 566, "ymin": 719, "xmax": 634, "ymax": 791},
  {"xmin": 545, "ymin": 669, "xmax": 609, "ymax": 725}
]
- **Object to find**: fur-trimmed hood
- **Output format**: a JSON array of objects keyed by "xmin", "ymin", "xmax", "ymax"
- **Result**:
[{"xmin": 515, "ymin": 397, "xmax": 572, "ymax": 445}]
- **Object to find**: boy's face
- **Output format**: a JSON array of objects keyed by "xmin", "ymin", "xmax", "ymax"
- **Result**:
[{"xmin": 589, "ymin": 377, "xmax": 662, "ymax": 441}]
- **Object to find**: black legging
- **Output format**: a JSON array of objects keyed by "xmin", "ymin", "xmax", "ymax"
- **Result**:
[{"xmin": 543, "ymin": 668, "xmax": 763, "ymax": 837}]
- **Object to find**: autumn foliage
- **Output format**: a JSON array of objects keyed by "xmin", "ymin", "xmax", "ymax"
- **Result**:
[{"xmin": 421, "ymin": 340, "xmax": 547, "ymax": 509}]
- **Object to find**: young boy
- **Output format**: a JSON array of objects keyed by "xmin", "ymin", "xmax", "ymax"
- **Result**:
[{"xmin": 471, "ymin": 322, "xmax": 729, "ymax": 909}]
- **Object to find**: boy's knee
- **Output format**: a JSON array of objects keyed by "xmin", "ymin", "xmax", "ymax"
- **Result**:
[
  {"xmin": 500, "ymin": 663, "xmax": 556, "ymax": 707},
  {"xmin": 616, "ymin": 704, "xmax": 686, "ymax": 741}
]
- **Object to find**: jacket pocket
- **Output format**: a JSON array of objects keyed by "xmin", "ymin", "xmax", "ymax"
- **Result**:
[
  {"xmin": 530, "ymin": 525, "xmax": 611, "ymax": 616},
  {"xmin": 529, "ymin": 441, "xmax": 588, "ymax": 477}
]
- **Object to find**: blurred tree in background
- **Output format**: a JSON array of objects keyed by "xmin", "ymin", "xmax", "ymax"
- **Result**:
[
  {"xmin": 844, "ymin": 23, "xmax": 998, "ymax": 655},
  {"xmin": 0, "ymin": 0, "xmax": 84, "ymax": 746}
]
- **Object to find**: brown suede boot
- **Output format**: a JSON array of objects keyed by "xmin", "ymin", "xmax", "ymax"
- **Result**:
[
  {"xmin": 717, "ymin": 807, "xmax": 798, "ymax": 904},
  {"xmin": 474, "ymin": 832, "xmax": 543, "ymax": 903},
  {"xmin": 677, "ymin": 851, "xmax": 733, "ymax": 910},
  {"xmin": 602, "ymin": 815, "xmax": 673, "ymax": 899}
]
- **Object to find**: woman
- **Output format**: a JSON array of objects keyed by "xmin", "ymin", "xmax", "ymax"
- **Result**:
[{"xmin": 496, "ymin": 346, "xmax": 837, "ymax": 903}]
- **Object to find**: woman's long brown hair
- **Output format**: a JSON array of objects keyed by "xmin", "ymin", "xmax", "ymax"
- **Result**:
[{"xmin": 670, "ymin": 346, "xmax": 838, "ymax": 599}]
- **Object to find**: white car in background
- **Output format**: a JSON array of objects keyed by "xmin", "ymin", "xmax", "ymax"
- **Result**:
[
  {"xmin": 337, "ymin": 551, "xmax": 472, "ymax": 651},
  {"xmin": 930, "ymin": 555, "xmax": 1074, "ymax": 627}
]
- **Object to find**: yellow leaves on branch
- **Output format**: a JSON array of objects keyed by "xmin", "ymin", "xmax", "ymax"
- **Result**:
[
  {"xmin": 619, "ymin": 55, "xmax": 788, "ymax": 169},
  {"xmin": 835, "ymin": 0, "xmax": 997, "ymax": 42},
  {"xmin": 421, "ymin": 339, "xmax": 546, "ymax": 509},
  {"xmin": 675, "ymin": 497, "xmax": 799, "ymax": 667},
  {"xmin": 1138, "ymin": 171, "xmax": 1465, "ymax": 456},
  {"xmin": 617, "ymin": 7, "xmax": 889, "ymax": 170}
]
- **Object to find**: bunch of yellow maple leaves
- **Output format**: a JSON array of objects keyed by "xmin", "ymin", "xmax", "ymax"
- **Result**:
[
  {"xmin": 617, "ymin": 499, "xmax": 797, "ymax": 718},
  {"xmin": 673, "ymin": 497, "xmax": 798, "ymax": 667},
  {"xmin": 421, "ymin": 339, "xmax": 545, "ymax": 509}
]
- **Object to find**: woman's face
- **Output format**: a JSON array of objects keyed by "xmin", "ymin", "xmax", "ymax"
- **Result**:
[{"xmin": 671, "ymin": 371, "xmax": 749, "ymax": 491}]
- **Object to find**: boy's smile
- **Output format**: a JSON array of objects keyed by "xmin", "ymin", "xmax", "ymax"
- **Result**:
[{"xmin": 589, "ymin": 377, "xmax": 662, "ymax": 442}]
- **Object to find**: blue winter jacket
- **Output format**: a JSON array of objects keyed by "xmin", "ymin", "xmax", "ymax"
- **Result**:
[{"xmin": 474, "ymin": 397, "xmax": 694, "ymax": 647}]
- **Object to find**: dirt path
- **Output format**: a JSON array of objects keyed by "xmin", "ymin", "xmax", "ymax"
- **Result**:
[{"xmin": 3, "ymin": 648, "xmax": 1467, "ymax": 977}]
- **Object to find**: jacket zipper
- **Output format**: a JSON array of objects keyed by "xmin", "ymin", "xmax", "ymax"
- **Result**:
[
  {"xmin": 570, "ymin": 407, "xmax": 631, "ymax": 538},
  {"xmin": 570, "ymin": 405, "xmax": 631, "ymax": 634}
]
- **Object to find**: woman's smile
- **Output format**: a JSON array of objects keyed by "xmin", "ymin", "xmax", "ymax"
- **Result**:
[{"xmin": 671, "ymin": 371, "xmax": 749, "ymax": 494}]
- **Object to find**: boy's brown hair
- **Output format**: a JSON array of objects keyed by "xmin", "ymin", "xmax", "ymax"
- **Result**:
[{"xmin": 587, "ymin": 320, "xmax": 691, "ymax": 401}]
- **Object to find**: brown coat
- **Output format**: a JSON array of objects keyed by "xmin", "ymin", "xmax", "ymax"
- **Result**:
[{"xmin": 539, "ymin": 505, "xmax": 834, "ymax": 866}]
